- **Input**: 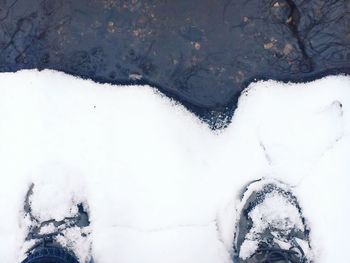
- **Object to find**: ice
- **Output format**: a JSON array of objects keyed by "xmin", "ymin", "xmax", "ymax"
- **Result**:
[{"xmin": 0, "ymin": 70, "xmax": 349, "ymax": 262}]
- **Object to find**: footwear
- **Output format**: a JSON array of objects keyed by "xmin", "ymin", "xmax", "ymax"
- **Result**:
[
  {"xmin": 233, "ymin": 179, "xmax": 313, "ymax": 263},
  {"xmin": 20, "ymin": 183, "xmax": 92, "ymax": 263},
  {"xmin": 21, "ymin": 244, "xmax": 79, "ymax": 263}
]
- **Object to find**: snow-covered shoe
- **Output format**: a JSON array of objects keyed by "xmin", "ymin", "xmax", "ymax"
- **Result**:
[
  {"xmin": 20, "ymin": 183, "xmax": 93, "ymax": 263},
  {"xmin": 233, "ymin": 179, "xmax": 313, "ymax": 263}
]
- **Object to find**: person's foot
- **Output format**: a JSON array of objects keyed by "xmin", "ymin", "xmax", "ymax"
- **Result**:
[
  {"xmin": 20, "ymin": 183, "xmax": 92, "ymax": 263},
  {"xmin": 233, "ymin": 179, "xmax": 313, "ymax": 263}
]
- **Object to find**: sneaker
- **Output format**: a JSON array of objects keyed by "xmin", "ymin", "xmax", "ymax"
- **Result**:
[
  {"xmin": 20, "ymin": 183, "xmax": 93, "ymax": 263},
  {"xmin": 233, "ymin": 179, "xmax": 313, "ymax": 263}
]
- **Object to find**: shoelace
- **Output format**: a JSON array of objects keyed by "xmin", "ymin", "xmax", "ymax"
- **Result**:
[
  {"xmin": 252, "ymin": 243, "xmax": 304, "ymax": 263},
  {"xmin": 24, "ymin": 202, "xmax": 89, "ymax": 254}
]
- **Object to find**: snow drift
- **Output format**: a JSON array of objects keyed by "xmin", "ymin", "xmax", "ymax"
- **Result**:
[{"xmin": 0, "ymin": 70, "xmax": 349, "ymax": 263}]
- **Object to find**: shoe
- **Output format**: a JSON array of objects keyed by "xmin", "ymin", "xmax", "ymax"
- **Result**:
[
  {"xmin": 233, "ymin": 179, "xmax": 313, "ymax": 263},
  {"xmin": 20, "ymin": 183, "xmax": 92, "ymax": 263}
]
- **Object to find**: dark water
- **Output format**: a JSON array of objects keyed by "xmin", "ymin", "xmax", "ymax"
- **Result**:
[{"xmin": 1, "ymin": 0, "xmax": 349, "ymax": 128}]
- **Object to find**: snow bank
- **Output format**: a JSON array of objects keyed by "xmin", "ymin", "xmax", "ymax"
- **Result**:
[{"xmin": 0, "ymin": 70, "xmax": 349, "ymax": 262}]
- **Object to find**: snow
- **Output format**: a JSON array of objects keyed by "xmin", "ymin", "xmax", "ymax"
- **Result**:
[{"xmin": 0, "ymin": 70, "xmax": 349, "ymax": 262}]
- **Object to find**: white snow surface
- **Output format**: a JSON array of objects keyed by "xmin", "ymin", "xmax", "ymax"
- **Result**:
[{"xmin": 0, "ymin": 70, "xmax": 349, "ymax": 262}]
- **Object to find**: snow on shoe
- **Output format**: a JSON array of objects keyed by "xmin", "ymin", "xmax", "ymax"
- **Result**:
[
  {"xmin": 234, "ymin": 179, "xmax": 313, "ymax": 263},
  {"xmin": 19, "ymin": 171, "xmax": 93, "ymax": 263}
]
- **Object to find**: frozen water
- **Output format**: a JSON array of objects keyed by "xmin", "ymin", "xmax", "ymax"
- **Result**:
[{"xmin": 0, "ymin": 70, "xmax": 349, "ymax": 262}]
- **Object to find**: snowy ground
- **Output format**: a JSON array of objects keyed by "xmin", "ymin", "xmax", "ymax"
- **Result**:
[{"xmin": 0, "ymin": 70, "xmax": 349, "ymax": 263}]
